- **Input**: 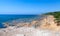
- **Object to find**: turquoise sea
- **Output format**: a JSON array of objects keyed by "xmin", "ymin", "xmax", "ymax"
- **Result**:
[{"xmin": 0, "ymin": 15, "xmax": 41, "ymax": 28}]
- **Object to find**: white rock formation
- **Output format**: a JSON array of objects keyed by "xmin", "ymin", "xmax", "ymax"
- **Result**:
[{"xmin": 0, "ymin": 26, "xmax": 55, "ymax": 36}]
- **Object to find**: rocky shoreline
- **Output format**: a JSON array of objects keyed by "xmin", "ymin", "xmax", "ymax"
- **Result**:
[{"xmin": 0, "ymin": 15, "xmax": 60, "ymax": 36}]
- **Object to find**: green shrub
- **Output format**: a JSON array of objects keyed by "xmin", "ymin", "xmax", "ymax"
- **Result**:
[{"xmin": 44, "ymin": 11, "xmax": 60, "ymax": 22}]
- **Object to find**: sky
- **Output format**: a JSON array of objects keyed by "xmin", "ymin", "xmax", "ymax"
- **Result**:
[{"xmin": 0, "ymin": 0, "xmax": 60, "ymax": 14}]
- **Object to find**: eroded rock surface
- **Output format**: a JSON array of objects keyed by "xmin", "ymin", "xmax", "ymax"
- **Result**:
[{"xmin": 0, "ymin": 27, "xmax": 56, "ymax": 36}]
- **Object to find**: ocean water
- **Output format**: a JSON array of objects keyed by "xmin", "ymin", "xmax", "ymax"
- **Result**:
[{"xmin": 0, "ymin": 15, "xmax": 41, "ymax": 28}]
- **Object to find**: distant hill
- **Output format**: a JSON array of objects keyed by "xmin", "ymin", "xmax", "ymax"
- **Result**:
[{"xmin": 44, "ymin": 11, "xmax": 60, "ymax": 22}]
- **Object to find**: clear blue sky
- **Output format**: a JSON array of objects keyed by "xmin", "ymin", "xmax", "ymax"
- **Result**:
[{"xmin": 0, "ymin": 0, "xmax": 60, "ymax": 14}]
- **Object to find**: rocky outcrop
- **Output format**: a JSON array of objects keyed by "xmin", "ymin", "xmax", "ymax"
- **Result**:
[{"xmin": 36, "ymin": 15, "xmax": 60, "ymax": 32}]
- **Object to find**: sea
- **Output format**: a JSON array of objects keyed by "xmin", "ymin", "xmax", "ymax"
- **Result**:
[{"xmin": 0, "ymin": 15, "xmax": 41, "ymax": 28}]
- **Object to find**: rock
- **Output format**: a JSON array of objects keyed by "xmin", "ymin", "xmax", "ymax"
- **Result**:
[
  {"xmin": 36, "ymin": 15, "xmax": 60, "ymax": 32},
  {"xmin": 0, "ymin": 27, "xmax": 55, "ymax": 36}
]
